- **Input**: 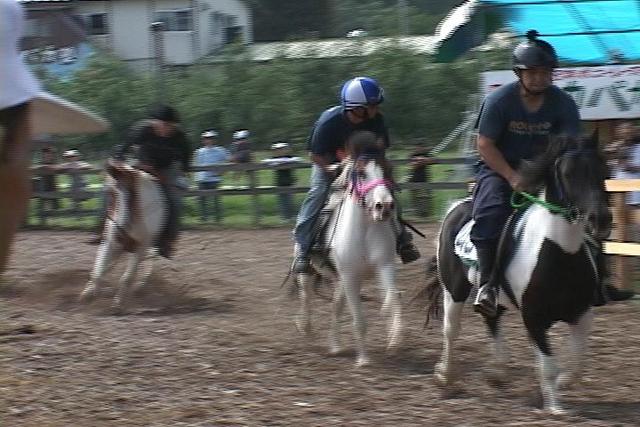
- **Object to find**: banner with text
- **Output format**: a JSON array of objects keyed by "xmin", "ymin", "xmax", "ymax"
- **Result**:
[{"xmin": 482, "ymin": 65, "xmax": 640, "ymax": 120}]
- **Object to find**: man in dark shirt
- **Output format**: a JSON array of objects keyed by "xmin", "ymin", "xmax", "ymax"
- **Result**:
[
  {"xmin": 114, "ymin": 105, "xmax": 191, "ymax": 258},
  {"xmin": 291, "ymin": 76, "xmax": 420, "ymax": 273},
  {"xmin": 471, "ymin": 31, "xmax": 582, "ymax": 317}
]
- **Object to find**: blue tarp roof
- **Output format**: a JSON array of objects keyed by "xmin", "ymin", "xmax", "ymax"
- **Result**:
[{"xmin": 435, "ymin": 0, "xmax": 640, "ymax": 64}]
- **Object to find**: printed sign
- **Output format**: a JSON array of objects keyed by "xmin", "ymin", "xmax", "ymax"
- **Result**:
[{"xmin": 482, "ymin": 65, "xmax": 640, "ymax": 120}]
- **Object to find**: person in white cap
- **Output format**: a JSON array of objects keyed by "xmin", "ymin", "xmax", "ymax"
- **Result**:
[
  {"xmin": 60, "ymin": 149, "xmax": 92, "ymax": 204},
  {"xmin": 193, "ymin": 130, "xmax": 229, "ymax": 222},
  {"xmin": 0, "ymin": 0, "xmax": 108, "ymax": 275},
  {"xmin": 269, "ymin": 141, "xmax": 297, "ymax": 221},
  {"xmin": 230, "ymin": 130, "xmax": 252, "ymax": 164}
]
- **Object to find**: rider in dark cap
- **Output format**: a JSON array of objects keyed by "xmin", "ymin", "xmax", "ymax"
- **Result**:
[{"xmin": 113, "ymin": 104, "xmax": 191, "ymax": 258}]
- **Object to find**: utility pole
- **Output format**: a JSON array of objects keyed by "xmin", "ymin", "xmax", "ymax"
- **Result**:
[
  {"xmin": 150, "ymin": 21, "xmax": 165, "ymax": 103},
  {"xmin": 398, "ymin": 0, "xmax": 409, "ymax": 36}
]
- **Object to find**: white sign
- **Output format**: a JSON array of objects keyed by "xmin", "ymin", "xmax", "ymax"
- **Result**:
[{"xmin": 482, "ymin": 65, "xmax": 640, "ymax": 120}]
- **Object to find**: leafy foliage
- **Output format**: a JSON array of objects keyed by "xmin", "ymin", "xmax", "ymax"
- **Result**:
[{"xmin": 42, "ymin": 44, "xmax": 504, "ymax": 157}]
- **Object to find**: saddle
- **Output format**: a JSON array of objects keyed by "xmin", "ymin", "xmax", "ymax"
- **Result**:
[{"xmin": 454, "ymin": 209, "xmax": 520, "ymax": 287}]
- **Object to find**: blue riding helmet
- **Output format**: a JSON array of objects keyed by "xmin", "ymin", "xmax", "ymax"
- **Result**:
[{"xmin": 340, "ymin": 77, "xmax": 384, "ymax": 110}]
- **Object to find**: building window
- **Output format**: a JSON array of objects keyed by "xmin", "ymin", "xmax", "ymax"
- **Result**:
[
  {"xmin": 84, "ymin": 13, "xmax": 108, "ymax": 36},
  {"xmin": 155, "ymin": 9, "xmax": 193, "ymax": 32}
]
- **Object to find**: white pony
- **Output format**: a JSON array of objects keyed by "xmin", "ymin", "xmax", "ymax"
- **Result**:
[
  {"xmin": 297, "ymin": 151, "xmax": 402, "ymax": 367},
  {"xmin": 80, "ymin": 161, "xmax": 167, "ymax": 308}
]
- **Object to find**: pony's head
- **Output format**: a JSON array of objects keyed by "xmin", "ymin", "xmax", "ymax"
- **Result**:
[
  {"xmin": 347, "ymin": 131, "xmax": 395, "ymax": 221},
  {"xmin": 520, "ymin": 131, "xmax": 611, "ymax": 239}
]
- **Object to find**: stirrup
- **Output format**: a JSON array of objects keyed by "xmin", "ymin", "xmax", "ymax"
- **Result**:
[
  {"xmin": 473, "ymin": 284, "xmax": 498, "ymax": 318},
  {"xmin": 292, "ymin": 255, "xmax": 311, "ymax": 274}
]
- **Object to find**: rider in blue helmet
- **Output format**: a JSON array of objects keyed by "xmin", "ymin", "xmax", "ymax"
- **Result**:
[{"xmin": 291, "ymin": 76, "xmax": 421, "ymax": 273}]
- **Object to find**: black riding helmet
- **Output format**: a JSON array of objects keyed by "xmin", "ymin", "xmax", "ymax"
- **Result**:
[{"xmin": 513, "ymin": 29, "xmax": 558, "ymax": 70}]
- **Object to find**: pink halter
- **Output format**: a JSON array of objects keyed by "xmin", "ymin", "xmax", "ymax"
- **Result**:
[{"xmin": 353, "ymin": 178, "xmax": 393, "ymax": 199}]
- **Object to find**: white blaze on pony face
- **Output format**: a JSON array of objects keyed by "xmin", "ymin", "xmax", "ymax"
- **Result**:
[{"xmin": 362, "ymin": 161, "xmax": 394, "ymax": 222}]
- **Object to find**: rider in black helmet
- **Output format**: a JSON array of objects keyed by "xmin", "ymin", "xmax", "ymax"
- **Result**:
[{"xmin": 471, "ymin": 30, "xmax": 581, "ymax": 317}]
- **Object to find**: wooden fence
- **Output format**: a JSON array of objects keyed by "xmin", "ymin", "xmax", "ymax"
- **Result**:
[
  {"xmin": 28, "ymin": 157, "xmax": 470, "ymax": 227},
  {"xmin": 28, "ymin": 159, "xmax": 640, "ymax": 289}
]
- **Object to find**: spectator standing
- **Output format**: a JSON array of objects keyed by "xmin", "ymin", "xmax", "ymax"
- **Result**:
[
  {"xmin": 269, "ymin": 141, "xmax": 298, "ymax": 221},
  {"xmin": 60, "ymin": 149, "xmax": 92, "ymax": 207},
  {"xmin": 193, "ymin": 130, "xmax": 229, "ymax": 222},
  {"xmin": 406, "ymin": 148, "xmax": 434, "ymax": 217},
  {"xmin": 230, "ymin": 130, "xmax": 252, "ymax": 164},
  {"xmin": 36, "ymin": 145, "xmax": 60, "ymax": 211}
]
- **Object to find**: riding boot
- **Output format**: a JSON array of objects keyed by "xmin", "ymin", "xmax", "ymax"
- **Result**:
[
  {"xmin": 473, "ymin": 243, "xmax": 498, "ymax": 318},
  {"xmin": 292, "ymin": 244, "xmax": 311, "ymax": 273},
  {"xmin": 397, "ymin": 227, "xmax": 421, "ymax": 264},
  {"xmin": 157, "ymin": 183, "xmax": 178, "ymax": 259}
]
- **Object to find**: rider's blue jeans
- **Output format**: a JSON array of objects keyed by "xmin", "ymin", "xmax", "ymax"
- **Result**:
[{"xmin": 293, "ymin": 164, "xmax": 332, "ymax": 254}]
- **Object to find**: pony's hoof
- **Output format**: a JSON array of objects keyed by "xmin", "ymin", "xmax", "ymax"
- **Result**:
[
  {"xmin": 556, "ymin": 372, "xmax": 579, "ymax": 390},
  {"xmin": 79, "ymin": 288, "xmax": 95, "ymax": 303},
  {"xmin": 132, "ymin": 283, "xmax": 147, "ymax": 296},
  {"xmin": 355, "ymin": 356, "xmax": 371, "ymax": 368},
  {"xmin": 328, "ymin": 339, "xmax": 342, "ymax": 355},
  {"xmin": 434, "ymin": 362, "xmax": 451, "ymax": 386},
  {"xmin": 295, "ymin": 318, "xmax": 312, "ymax": 336},
  {"xmin": 547, "ymin": 406, "xmax": 570, "ymax": 416}
]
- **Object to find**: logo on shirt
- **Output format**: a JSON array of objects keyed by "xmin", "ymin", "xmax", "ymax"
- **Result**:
[{"xmin": 508, "ymin": 120, "xmax": 552, "ymax": 136}]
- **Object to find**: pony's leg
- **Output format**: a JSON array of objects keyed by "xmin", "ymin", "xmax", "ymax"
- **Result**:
[
  {"xmin": 535, "ymin": 346, "xmax": 564, "ymax": 415},
  {"xmin": 378, "ymin": 263, "xmax": 401, "ymax": 351},
  {"xmin": 342, "ymin": 271, "xmax": 369, "ymax": 367},
  {"xmin": 557, "ymin": 309, "xmax": 593, "ymax": 390},
  {"xmin": 132, "ymin": 247, "xmax": 156, "ymax": 294},
  {"xmin": 296, "ymin": 273, "xmax": 313, "ymax": 336},
  {"xmin": 485, "ymin": 307, "xmax": 509, "ymax": 382},
  {"xmin": 80, "ymin": 229, "xmax": 123, "ymax": 301},
  {"xmin": 435, "ymin": 288, "xmax": 464, "ymax": 385},
  {"xmin": 113, "ymin": 248, "xmax": 144, "ymax": 309},
  {"xmin": 328, "ymin": 281, "xmax": 345, "ymax": 354}
]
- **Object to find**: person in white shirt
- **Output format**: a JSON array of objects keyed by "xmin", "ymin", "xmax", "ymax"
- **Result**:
[{"xmin": 193, "ymin": 130, "xmax": 229, "ymax": 221}]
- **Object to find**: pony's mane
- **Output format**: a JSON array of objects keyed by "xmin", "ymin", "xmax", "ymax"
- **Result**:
[
  {"xmin": 518, "ymin": 135, "xmax": 573, "ymax": 193},
  {"xmin": 347, "ymin": 131, "xmax": 393, "ymax": 182}
]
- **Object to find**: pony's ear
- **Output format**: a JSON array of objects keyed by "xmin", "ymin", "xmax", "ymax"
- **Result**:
[{"xmin": 584, "ymin": 129, "xmax": 599, "ymax": 149}]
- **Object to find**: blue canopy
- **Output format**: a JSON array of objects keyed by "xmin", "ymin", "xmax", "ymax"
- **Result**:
[{"xmin": 434, "ymin": 0, "xmax": 640, "ymax": 64}]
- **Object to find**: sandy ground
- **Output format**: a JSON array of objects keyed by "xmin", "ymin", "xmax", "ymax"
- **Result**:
[{"xmin": 1, "ymin": 226, "xmax": 639, "ymax": 426}]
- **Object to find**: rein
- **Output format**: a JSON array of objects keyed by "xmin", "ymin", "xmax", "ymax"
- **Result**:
[{"xmin": 510, "ymin": 191, "xmax": 576, "ymax": 220}]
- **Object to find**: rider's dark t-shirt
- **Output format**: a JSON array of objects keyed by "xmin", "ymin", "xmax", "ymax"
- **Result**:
[
  {"xmin": 115, "ymin": 119, "xmax": 191, "ymax": 172},
  {"xmin": 307, "ymin": 106, "xmax": 390, "ymax": 163},
  {"xmin": 476, "ymin": 81, "xmax": 580, "ymax": 178}
]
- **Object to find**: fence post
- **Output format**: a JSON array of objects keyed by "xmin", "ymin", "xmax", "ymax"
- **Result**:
[
  {"xmin": 612, "ymin": 192, "xmax": 630, "ymax": 289},
  {"xmin": 248, "ymin": 169, "xmax": 260, "ymax": 226}
]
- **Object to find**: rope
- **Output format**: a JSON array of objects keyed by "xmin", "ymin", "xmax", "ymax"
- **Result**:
[{"xmin": 510, "ymin": 191, "xmax": 573, "ymax": 218}]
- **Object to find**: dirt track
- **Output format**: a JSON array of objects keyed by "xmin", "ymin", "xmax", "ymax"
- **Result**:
[{"xmin": 1, "ymin": 227, "xmax": 639, "ymax": 426}]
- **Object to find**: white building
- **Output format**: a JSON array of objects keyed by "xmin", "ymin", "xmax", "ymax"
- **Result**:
[{"xmin": 22, "ymin": 0, "xmax": 252, "ymax": 68}]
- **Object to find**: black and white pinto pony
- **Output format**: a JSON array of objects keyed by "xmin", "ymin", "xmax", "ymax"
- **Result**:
[
  {"xmin": 297, "ymin": 140, "xmax": 402, "ymax": 367},
  {"xmin": 422, "ymin": 133, "xmax": 611, "ymax": 414},
  {"xmin": 79, "ymin": 161, "xmax": 167, "ymax": 309}
]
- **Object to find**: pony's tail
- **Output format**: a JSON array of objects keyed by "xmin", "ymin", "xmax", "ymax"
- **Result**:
[{"xmin": 411, "ymin": 255, "xmax": 442, "ymax": 328}]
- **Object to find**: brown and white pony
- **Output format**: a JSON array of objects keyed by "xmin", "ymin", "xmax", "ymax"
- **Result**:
[{"xmin": 80, "ymin": 161, "xmax": 167, "ymax": 308}]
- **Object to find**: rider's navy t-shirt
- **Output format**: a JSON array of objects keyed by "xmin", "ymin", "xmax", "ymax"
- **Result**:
[
  {"xmin": 476, "ymin": 81, "xmax": 580, "ymax": 177},
  {"xmin": 307, "ymin": 106, "xmax": 390, "ymax": 163}
]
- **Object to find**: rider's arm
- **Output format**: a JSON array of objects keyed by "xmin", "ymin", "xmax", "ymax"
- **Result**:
[
  {"xmin": 113, "ymin": 121, "xmax": 147, "ymax": 160},
  {"xmin": 477, "ymin": 135, "xmax": 519, "ymax": 189},
  {"xmin": 310, "ymin": 153, "xmax": 331, "ymax": 169}
]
